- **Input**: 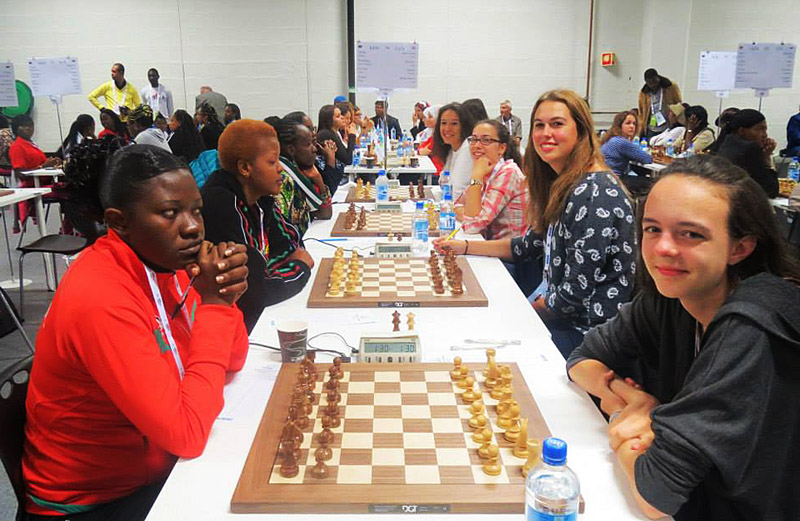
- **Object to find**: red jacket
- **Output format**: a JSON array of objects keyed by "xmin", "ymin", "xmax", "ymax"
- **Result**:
[
  {"xmin": 23, "ymin": 230, "xmax": 249, "ymax": 515},
  {"xmin": 9, "ymin": 137, "xmax": 46, "ymax": 171}
]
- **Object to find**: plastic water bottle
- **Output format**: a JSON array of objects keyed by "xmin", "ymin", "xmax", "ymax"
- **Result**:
[
  {"xmin": 439, "ymin": 192, "xmax": 456, "ymax": 236},
  {"xmin": 640, "ymin": 138, "xmax": 649, "ymax": 154},
  {"xmin": 390, "ymin": 127, "xmax": 397, "ymax": 141},
  {"xmin": 376, "ymin": 170, "xmax": 389, "ymax": 202},
  {"xmin": 440, "ymin": 170, "xmax": 452, "ymax": 200},
  {"xmin": 666, "ymin": 138, "xmax": 675, "ymax": 157},
  {"xmin": 412, "ymin": 201, "xmax": 429, "ymax": 254},
  {"xmin": 633, "ymin": 136, "xmax": 640, "ymax": 148},
  {"xmin": 789, "ymin": 157, "xmax": 800, "ymax": 182},
  {"xmin": 525, "ymin": 437, "xmax": 580, "ymax": 521}
]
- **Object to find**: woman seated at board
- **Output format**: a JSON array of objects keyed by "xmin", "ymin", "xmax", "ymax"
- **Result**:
[
  {"xmin": 435, "ymin": 89, "xmax": 637, "ymax": 357},
  {"xmin": 456, "ymin": 119, "xmax": 528, "ymax": 240},
  {"xmin": 600, "ymin": 110, "xmax": 653, "ymax": 176},
  {"xmin": 431, "ymin": 102, "xmax": 475, "ymax": 199},
  {"xmin": 567, "ymin": 155, "xmax": 800, "ymax": 521},
  {"xmin": 674, "ymin": 105, "xmax": 715, "ymax": 154},
  {"xmin": 202, "ymin": 119, "xmax": 313, "ymax": 333},
  {"xmin": 23, "ymin": 144, "xmax": 249, "ymax": 521}
]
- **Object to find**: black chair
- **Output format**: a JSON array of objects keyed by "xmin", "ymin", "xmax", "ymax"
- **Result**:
[{"xmin": 0, "ymin": 355, "xmax": 34, "ymax": 521}]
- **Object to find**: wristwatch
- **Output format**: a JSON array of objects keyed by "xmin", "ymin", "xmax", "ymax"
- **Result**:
[{"xmin": 468, "ymin": 178, "xmax": 483, "ymax": 187}]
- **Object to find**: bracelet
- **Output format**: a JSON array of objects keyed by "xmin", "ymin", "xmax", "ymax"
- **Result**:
[
  {"xmin": 464, "ymin": 240, "xmax": 469, "ymax": 255},
  {"xmin": 609, "ymin": 410, "xmax": 622, "ymax": 424}
]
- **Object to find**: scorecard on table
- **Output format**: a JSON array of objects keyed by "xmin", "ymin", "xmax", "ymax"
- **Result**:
[{"xmin": 230, "ymin": 358, "xmax": 576, "ymax": 514}]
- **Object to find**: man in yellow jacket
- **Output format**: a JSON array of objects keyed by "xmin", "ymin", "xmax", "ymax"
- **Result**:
[{"xmin": 87, "ymin": 63, "xmax": 141, "ymax": 122}]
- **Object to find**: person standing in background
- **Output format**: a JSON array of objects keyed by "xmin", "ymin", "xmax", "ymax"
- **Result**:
[
  {"xmin": 87, "ymin": 63, "xmax": 141, "ymax": 122},
  {"xmin": 496, "ymin": 99, "xmax": 522, "ymax": 146},
  {"xmin": 637, "ymin": 68, "xmax": 682, "ymax": 139},
  {"xmin": 140, "ymin": 68, "xmax": 174, "ymax": 119},
  {"xmin": 195, "ymin": 87, "xmax": 228, "ymax": 122}
]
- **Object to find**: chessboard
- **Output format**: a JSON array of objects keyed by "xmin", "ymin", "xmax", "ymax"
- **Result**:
[
  {"xmin": 345, "ymin": 185, "xmax": 434, "ymax": 202},
  {"xmin": 307, "ymin": 250, "xmax": 488, "ymax": 308},
  {"xmin": 330, "ymin": 210, "xmax": 440, "ymax": 238},
  {"xmin": 231, "ymin": 357, "xmax": 582, "ymax": 514}
]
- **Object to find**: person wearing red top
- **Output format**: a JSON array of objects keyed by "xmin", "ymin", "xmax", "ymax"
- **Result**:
[
  {"xmin": 8, "ymin": 114, "xmax": 61, "ymax": 227},
  {"xmin": 97, "ymin": 108, "xmax": 131, "ymax": 143},
  {"xmin": 23, "ymin": 144, "xmax": 250, "ymax": 521}
]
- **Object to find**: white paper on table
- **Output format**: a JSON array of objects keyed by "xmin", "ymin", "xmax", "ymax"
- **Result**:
[
  {"xmin": 0, "ymin": 62, "xmax": 18, "ymax": 107},
  {"xmin": 217, "ymin": 364, "xmax": 279, "ymax": 422}
]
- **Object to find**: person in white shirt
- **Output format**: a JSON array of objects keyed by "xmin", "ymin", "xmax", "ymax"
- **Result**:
[
  {"xmin": 127, "ymin": 105, "xmax": 171, "ymax": 152},
  {"xmin": 649, "ymin": 103, "xmax": 687, "ymax": 147},
  {"xmin": 140, "ymin": 68, "xmax": 174, "ymax": 119},
  {"xmin": 432, "ymin": 102, "xmax": 475, "ymax": 200}
]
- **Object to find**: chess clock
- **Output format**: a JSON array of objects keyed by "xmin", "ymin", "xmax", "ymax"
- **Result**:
[
  {"xmin": 374, "ymin": 241, "xmax": 413, "ymax": 258},
  {"xmin": 358, "ymin": 331, "xmax": 421, "ymax": 363},
  {"xmin": 375, "ymin": 201, "xmax": 402, "ymax": 212}
]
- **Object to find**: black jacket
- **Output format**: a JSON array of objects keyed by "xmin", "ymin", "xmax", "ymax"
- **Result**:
[
  {"xmin": 371, "ymin": 114, "xmax": 403, "ymax": 140},
  {"xmin": 568, "ymin": 273, "xmax": 800, "ymax": 520},
  {"xmin": 201, "ymin": 169, "xmax": 311, "ymax": 332},
  {"xmin": 717, "ymin": 133, "xmax": 779, "ymax": 197}
]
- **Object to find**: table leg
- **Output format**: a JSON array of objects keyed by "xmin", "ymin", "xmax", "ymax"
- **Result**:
[{"xmin": 33, "ymin": 193, "xmax": 56, "ymax": 290}]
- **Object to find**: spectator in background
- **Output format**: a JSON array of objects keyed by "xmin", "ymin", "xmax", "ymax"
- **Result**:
[
  {"xmin": 98, "ymin": 108, "xmax": 130, "ymax": 143},
  {"xmin": 0, "ymin": 115, "xmax": 13, "ymax": 170},
  {"xmin": 674, "ymin": 105, "xmax": 715, "ymax": 154},
  {"xmin": 87, "ymin": 63, "xmax": 141, "ymax": 122},
  {"xmin": 223, "ymin": 103, "xmax": 241, "ymax": 126},
  {"xmin": 432, "ymin": 102, "xmax": 475, "ymax": 199},
  {"xmin": 637, "ymin": 68, "xmax": 682, "ymax": 138},
  {"xmin": 600, "ymin": 110, "xmax": 653, "ymax": 176},
  {"xmin": 707, "ymin": 107, "xmax": 740, "ymax": 155},
  {"xmin": 463, "ymin": 98, "xmax": 489, "ymax": 122},
  {"xmin": 717, "ymin": 109, "xmax": 779, "ymax": 197},
  {"xmin": 127, "ymin": 105, "xmax": 170, "ymax": 152},
  {"xmin": 140, "ymin": 68, "xmax": 174, "ymax": 119},
  {"xmin": 195, "ymin": 86, "xmax": 228, "ymax": 122},
  {"xmin": 168, "ymin": 109, "xmax": 205, "ymax": 163},
  {"xmin": 410, "ymin": 101, "xmax": 429, "ymax": 139},
  {"xmin": 195, "ymin": 103, "xmax": 225, "ymax": 150},
  {"xmin": 649, "ymin": 103, "xmax": 686, "ymax": 147},
  {"xmin": 372, "ymin": 100, "xmax": 402, "ymax": 139},
  {"xmin": 496, "ymin": 99, "xmax": 523, "ymax": 146},
  {"xmin": 59, "ymin": 114, "xmax": 96, "ymax": 159},
  {"xmin": 318, "ymin": 104, "xmax": 354, "ymax": 166},
  {"xmin": 785, "ymin": 104, "xmax": 800, "ymax": 157}
]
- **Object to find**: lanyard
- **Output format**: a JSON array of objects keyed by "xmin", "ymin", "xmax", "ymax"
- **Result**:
[
  {"xmin": 543, "ymin": 223, "xmax": 555, "ymax": 289},
  {"xmin": 144, "ymin": 264, "xmax": 186, "ymax": 379},
  {"xmin": 172, "ymin": 276, "xmax": 193, "ymax": 331},
  {"xmin": 650, "ymin": 89, "xmax": 663, "ymax": 114}
]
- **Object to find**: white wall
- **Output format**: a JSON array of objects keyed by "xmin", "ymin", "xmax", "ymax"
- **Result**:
[{"xmin": 1, "ymin": 0, "xmax": 799, "ymax": 151}]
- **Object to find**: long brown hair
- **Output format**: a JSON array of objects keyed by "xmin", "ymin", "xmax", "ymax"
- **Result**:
[
  {"xmin": 523, "ymin": 89, "xmax": 608, "ymax": 233},
  {"xmin": 599, "ymin": 110, "xmax": 637, "ymax": 145}
]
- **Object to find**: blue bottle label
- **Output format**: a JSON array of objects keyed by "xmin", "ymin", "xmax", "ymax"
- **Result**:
[
  {"xmin": 441, "ymin": 184, "xmax": 452, "ymax": 199},
  {"xmin": 526, "ymin": 505, "xmax": 577, "ymax": 521}
]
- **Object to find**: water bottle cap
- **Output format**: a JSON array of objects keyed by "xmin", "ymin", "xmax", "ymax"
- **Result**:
[
  {"xmin": 794, "ymin": 157, "xmax": 799, "ymax": 162},
  {"xmin": 415, "ymin": 201, "xmax": 425, "ymax": 210},
  {"xmin": 541, "ymin": 437, "xmax": 568, "ymax": 465},
  {"xmin": 443, "ymin": 192, "xmax": 453, "ymax": 201},
  {"xmin": 378, "ymin": 170, "xmax": 386, "ymax": 176},
  {"xmin": 443, "ymin": 170, "xmax": 450, "ymax": 177}
]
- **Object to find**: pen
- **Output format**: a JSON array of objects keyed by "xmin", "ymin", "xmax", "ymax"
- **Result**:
[
  {"xmin": 319, "ymin": 238, "xmax": 348, "ymax": 242},
  {"xmin": 445, "ymin": 226, "xmax": 461, "ymax": 240}
]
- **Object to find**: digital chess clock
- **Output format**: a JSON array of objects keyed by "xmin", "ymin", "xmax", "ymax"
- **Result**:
[
  {"xmin": 374, "ymin": 241, "xmax": 413, "ymax": 258},
  {"xmin": 358, "ymin": 332, "xmax": 421, "ymax": 363}
]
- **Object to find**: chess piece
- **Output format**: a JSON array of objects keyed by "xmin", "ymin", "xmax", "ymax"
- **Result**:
[
  {"xmin": 513, "ymin": 419, "xmax": 529, "ymax": 458},
  {"xmin": 522, "ymin": 439, "xmax": 541, "ymax": 477},
  {"xmin": 450, "ymin": 357, "xmax": 463, "ymax": 380},
  {"xmin": 484, "ymin": 349, "xmax": 500, "ymax": 387},
  {"xmin": 503, "ymin": 405, "xmax": 522, "ymax": 442},
  {"xmin": 326, "ymin": 389, "xmax": 341, "ymax": 405},
  {"xmin": 334, "ymin": 247, "xmax": 344, "ymax": 258},
  {"xmin": 345, "ymin": 279, "xmax": 358, "ymax": 296},
  {"xmin": 318, "ymin": 415, "xmax": 335, "ymax": 445},
  {"xmin": 387, "ymin": 232, "xmax": 393, "ymax": 241},
  {"xmin": 496, "ymin": 402, "xmax": 514, "ymax": 430},
  {"xmin": 332, "ymin": 357, "xmax": 343, "ymax": 376},
  {"xmin": 406, "ymin": 312, "xmax": 415, "ymax": 331},
  {"xmin": 417, "ymin": 179, "xmax": 424, "ymax": 199},
  {"xmin": 310, "ymin": 452, "xmax": 330, "ymax": 479},
  {"xmin": 456, "ymin": 366, "xmax": 470, "ymax": 388},
  {"xmin": 315, "ymin": 436, "xmax": 332, "ymax": 461},
  {"xmin": 482, "ymin": 444, "xmax": 502, "ymax": 476},
  {"xmin": 473, "ymin": 423, "xmax": 491, "ymax": 443},
  {"xmin": 279, "ymin": 438, "xmax": 299, "ymax": 478},
  {"xmin": 478, "ymin": 432, "xmax": 494, "ymax": 459},
  {"xmin": 469, "ymin": 412, "xmax": 488, "ymax": 431},
  {"xmin": 326, "ymin": 402, "xmax": 341, "ymax": 427},
  {"xmin": 392, "ymin": 310, "xmax": 401, "ymax": 332},
  {"xmin": 461, "ymin": 376, "xmax": 477, "ymax": 403}
]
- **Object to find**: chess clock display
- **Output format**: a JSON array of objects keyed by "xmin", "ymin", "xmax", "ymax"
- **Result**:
[
  {"xmin": 374, "ymin": 241, "xmax": 412, "ymax": 258},
  {"xmin": 358, "ymin": 332, "xmax": 421, "ymax": 362}
]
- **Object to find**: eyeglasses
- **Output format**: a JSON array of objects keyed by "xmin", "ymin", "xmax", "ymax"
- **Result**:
[{"xmin": 467, "ymin": 136, "xmax": 501, "ymax": 145}]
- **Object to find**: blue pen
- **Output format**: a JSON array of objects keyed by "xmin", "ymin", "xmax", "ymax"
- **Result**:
[{"xmin": 319, "ymin": 238, "xmax": 347, "ymax": 242}]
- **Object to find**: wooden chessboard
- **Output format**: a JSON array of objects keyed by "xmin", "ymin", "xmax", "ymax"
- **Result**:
[
  {"xmin": 330, "ymin": 210, "xmax": 441, "ymax": 237},
  {"xmin": 345, "ymin": 185, "xmax": 435, "ymax": 202},
  {"xmin": 307, "ymin": 257, "xmax": 488, "ymax": 308},
  {"xmin": 231, "ymin": 362, "xmax": 567, "ymax": 514}
]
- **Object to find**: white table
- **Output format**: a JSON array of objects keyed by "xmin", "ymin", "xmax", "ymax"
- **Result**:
[
  {"xmin": 20, "ymin": 167, "xmax": 64, "ymax": 188},
  {"xmin": 0, "ymin": 187, "xmax": 52, "ymax": 290},
  {"xmin": 630, "ymin": 162, "xmax": 667, "ymax": 176},
  {"xmin": 146, "ymin": 196, "xmax": 655, "ymax": 521},
  {"xmin": 345, "ymin": 155, "xmax": 438, "ymax": 184}
]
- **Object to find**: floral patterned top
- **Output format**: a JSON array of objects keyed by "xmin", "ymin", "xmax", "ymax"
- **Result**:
[{"xmin": 511, "ymin": 171, "xmax": 637, "ymax": 331}]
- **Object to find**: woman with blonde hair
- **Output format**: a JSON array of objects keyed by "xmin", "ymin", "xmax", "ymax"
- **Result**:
[{"xmin": 435, "ymin": 89, "xmax": 637, "ymax": 357}]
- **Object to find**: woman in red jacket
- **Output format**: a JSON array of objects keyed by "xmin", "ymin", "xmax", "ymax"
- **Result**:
[{"xmin": 23, "ymin": 144, "xmax": 250, "ymax": 521}]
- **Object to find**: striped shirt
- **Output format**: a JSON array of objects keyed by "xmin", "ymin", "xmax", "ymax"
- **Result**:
[{"xmin": 458, "ymin": 159, "xmax": 528, "ymax": 240}]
